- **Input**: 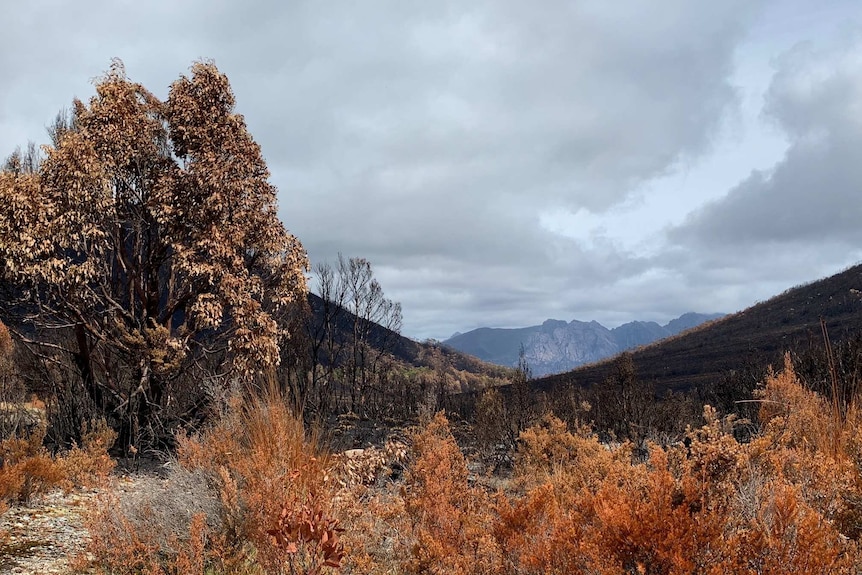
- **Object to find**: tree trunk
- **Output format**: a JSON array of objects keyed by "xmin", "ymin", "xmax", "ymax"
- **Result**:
[{"xmin": 73, "ymin": 323, "xmax": 103, "ymax": 409}]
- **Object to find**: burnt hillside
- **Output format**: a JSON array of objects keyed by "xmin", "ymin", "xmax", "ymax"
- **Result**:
[
  {"xmin": 533, "ymin": 263, "xmax": 862, "ymax": 395},
  {"xmin": 305, "ymin": 293, "xmax": 512, "ymax": 385}
]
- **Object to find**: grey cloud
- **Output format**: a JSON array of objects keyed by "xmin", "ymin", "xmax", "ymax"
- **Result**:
[
  {"xmin": 1, "ymin": 1, "xmax": 766, "ymax": 339},
  {"xmin": 670, "ymin": 34, "xmax": 862, "ymax": 251},
  {"xmin": 253, "ymin": 1, "xmax": 761, "ymax": 338}
]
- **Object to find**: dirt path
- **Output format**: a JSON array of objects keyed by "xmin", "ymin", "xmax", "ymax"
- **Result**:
[
  {"xmin": 0, "ymin": 474, "xmax": 158, "ymax": 575},
  {"xmin": 0, "ymin": 488, "xmax": 97, "ymax": 574}
]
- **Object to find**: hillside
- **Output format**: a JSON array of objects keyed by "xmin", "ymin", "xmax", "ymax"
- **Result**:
[
  {"xmin": 305, "ymin": 293, "xmax": 512, "ymax": 390},
  {"xmin": 443, "ymin": 312, "xmax": 722, "ymax": 376},
  {"xmin": 533, "ymin": 263, "xmax": 862, "ymax": 396}
]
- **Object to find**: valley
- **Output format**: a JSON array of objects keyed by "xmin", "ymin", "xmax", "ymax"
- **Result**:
[{"xmin": 444, "ymin": 312, "xmax": 723, "ymax": 376}]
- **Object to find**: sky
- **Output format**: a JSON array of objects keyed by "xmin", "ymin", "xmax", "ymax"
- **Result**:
[{"xmin": 3, "ymin": 1, "xmax": 862, "ymax": 341}]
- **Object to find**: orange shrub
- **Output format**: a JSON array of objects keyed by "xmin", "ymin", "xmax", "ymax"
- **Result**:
[
  {"xmin": 756, "ymin": 354, "xmax": 837, "ymax": 455},
  {"xmin": 82, "ymin": 492, "xmax": 166, "ymax": 575},
  {"xmin": 712, "ymin": 483, "xmax": 854, "ymax": 574},
  {"xmin": 83, "ymin": 390, "xmax": 341, "ymax": 574},
  {"xmin": 751, "ymin": 356, "xmax": 856, "ymax": 526},
  {"xmin": 78, "ymin": 354, "xmax": 862, "ymax": 574},
  {"xmin": 401, "ymin": 412, "xmax": 501, "ymax": 575},
  {"xmin": 516, "ymin": 413, "xmax": 627, "ymax": 493},
  {"xmin": 492, "ymin": 396, "xmax": 859, "ymax": 575},
  {"xmin": 494, "ymin": 481, "xmax": 595, "ymax": 575},
  {"xmin": 587, "ymin": 446, "xmax": 725, "ymax": 575},
  {"xmin": 267, "ymin": 498, "xmax": 344, "ymax": 574},
  {"xmin": 0, "ymin": 422, "xmax": 62, "ymax": 504},
  {"xmin": 58, "ymin": 418, "xmax": 117, "ymax": 489}
]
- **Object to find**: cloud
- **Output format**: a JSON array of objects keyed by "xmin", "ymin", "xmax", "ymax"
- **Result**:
[
  {"xmin": 668, "ymin": 32, "xmax": 862, "ymax": 281},
  {"xmin": 251, "ymin": 1, "xmax": 760, "ymax": 337},
  {"xmin": 0, "ymin": 1, "xmax": 766, "ymax": 338}
]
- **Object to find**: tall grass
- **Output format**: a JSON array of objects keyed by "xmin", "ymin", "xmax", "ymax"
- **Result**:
[{"xmin": 84, "ymin": 388, "xmax": 344, "ymax": 574}]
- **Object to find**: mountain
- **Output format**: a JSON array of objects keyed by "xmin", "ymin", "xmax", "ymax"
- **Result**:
[
  {"xmin": 533, "ymin": 264, "xmax": 862, "ymax": 397},
  {"xmin": 610, "ymin": 321, "xmax": 668, "ymax": 349},
  {"xmin": 525, "ymin": 320, "xmax": 619, "ymax": 376},
  {"xmin": 664, "ymin": 312, "xmax": 724, "ymax": 335},
  {"xmin": 443, "ymin": 312, "xmax": 722, "ymax": 377}
]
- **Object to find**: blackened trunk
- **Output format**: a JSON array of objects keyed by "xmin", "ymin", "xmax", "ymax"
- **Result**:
[{"xmin": 73, "ymin": 323, "xmax": 103, "ymax": 409}]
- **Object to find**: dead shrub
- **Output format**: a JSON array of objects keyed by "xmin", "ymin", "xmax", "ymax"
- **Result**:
[
  {"xmin": 267, "ymin": 497, "xmax": 345, "ymax": 574},
  {"xmin": 58, "ymin": 418, "xmax": 117, "ymax": 489},
  {"xmin": 516, "ymin": 413, "xmax": 627, "ymax": 493},
  {"xmin": 587, "ymin": 446, "xmax": 725, "ymax": 575},
  {"xmin": 76, "ymin": 350, "xmax": 862, "ymax": 574},
  {"xmin": 82, "ymin": 491, "xmax": 166, "ymax": 575},
  {"xmin": 176, "ymin": 390, "xmax": 338, "ymax": 571},
  {"xmin": 494, "ymin": 481, "xmax": 595, "ymax": 575},
  {"xmin": 0, "ymin": 421, "xmax": 62, "ymax": 504},
  {"xmin": 331, "ymin": 440, "xmax": 408, "ymax": 489},
  {"xmin": 81, "ymin": 467, "xmax": 222, "ymax": 575},
  {"xmin": 713, "ymin": 482, "xmax": 854, "ymax": 574}
]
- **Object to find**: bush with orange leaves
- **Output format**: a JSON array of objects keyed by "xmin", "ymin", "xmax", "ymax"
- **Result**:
[
  {"xmin": 749, "ymin": 355, "xmax": 852, "ymax": 522},
  {"xmin": 80, "ymin": 353, "xmax": 862, "ymax": 574},
  {"xmin": 492, "ymin": 359, "xmax": 859, "ymax": 575},
  {"xmin": 399, "ymin": 412, "xmax": 502, "ymax": 575},
  {"xmin": 494, "ymin": 416, "xmax": 726, "ymax": 575},
  {"xmin": 177, "ymin": 391, "xmax": 342, "ymax": 574},
  {"xmin": 0, "ymin": 421, "xmax": 63, "ymax": 506},
  {"xmin": 514, "ymin": 413, "xmax": 628, "ymax": 492},
  {"xmin": 715, "ymin": 482, "xmax": 852, "ymax": 575},
  {"xmin": 81, "ymin": 494, "xmax": 209, "ymax": 575},
  {"xmin": 267, "ymin": 498, "xmax": 345, "ymax": 575},
  {"xmin": 0, "ymin": 415, "xmax": 115, "ymax": 512}
]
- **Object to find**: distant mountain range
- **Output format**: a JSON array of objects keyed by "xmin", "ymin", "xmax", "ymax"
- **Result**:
[{"xmin": 443, "ymin": 312, "xmax": 723, "ymax": 376}]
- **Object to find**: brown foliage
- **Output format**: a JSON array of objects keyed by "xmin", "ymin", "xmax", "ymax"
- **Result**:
[
  {"xmin": 57, "ymin": 418, "xmax": 117, "ymax": 488},
  {"xmin": 83, "ymin": 498, "xmax": 211, "ymax": 575},
  {"xmin": 715, "ymin": 483, "xmax": 852, "ymax": 575},
  {"xmin": 588, "ymin": 446, "xmax": 725, "ymax": 575},
  {"xmin": 176, "ymin": 390, "xmax": 337, "ymax": 570},
  {"xmin": 756, "ymin": 354, "xmax": 838, "ymax": 454},
  {"xmin": 0, "ymin": 415, "xmax": 115, "ymax": 513},
  {"xmin": 82, "ymin": 493, "xmax": 166, "ymax": 575},
  {"xmin": 494, "ymin": 362, "xmax": 858, "ymax": 574},
  {"xmin": 494, "ymin": 481, "xmax": 595, "ymax": 575},
  {"xmin": 0, "ymin": 60, "xmax": 308, "ymax": 446},
  {"xmin": 80, "ymin": 465, "xmax": 225, "ymax": 575},
  {"xmin": 267, "ymin": 498, "xmax": 345, "ymax": 574},
  {"xmin": 516, "ymin": 414, "xmax": 624, "ymax": 492},
  {"xmin": 400, "ymin": 412, "xmax": 501, "ymax": 575},
  {"xmin": 172, "ymin": 394, "xmax": 342, "ymax": 573},
  {"xmin": 82, "ymin": 390, "xmax": 344, "ymax": 574}
]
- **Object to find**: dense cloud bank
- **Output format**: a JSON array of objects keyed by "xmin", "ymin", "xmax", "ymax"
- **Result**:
[{"xmin": 2, "ymin": 1, "xmax": 861, "ymax": 339}]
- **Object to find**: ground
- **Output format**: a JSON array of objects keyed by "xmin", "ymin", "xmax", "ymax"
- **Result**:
[{"xmin": 0, "ymin": 470, "xmax": 164, "ymax": 575}]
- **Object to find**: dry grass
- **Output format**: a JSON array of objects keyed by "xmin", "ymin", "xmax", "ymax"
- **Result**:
[
  {"xmin": 0, "ymin": 416, "xmax": 115, "ymax": 512},
  {"xmin": 82, "ymin": 389, "xmax": 345, "ymax": 574}
]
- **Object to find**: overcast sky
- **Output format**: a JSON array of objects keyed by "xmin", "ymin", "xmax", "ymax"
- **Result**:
[{"xmin": 3, "ymin": 1, "xmax": 862, "ymax": 340}]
